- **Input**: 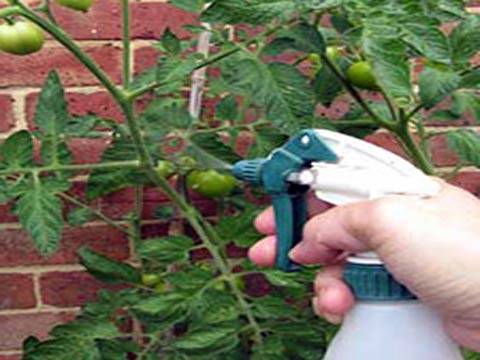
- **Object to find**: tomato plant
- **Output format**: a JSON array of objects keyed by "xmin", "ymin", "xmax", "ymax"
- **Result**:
[
  {"xmin": 0, "ymin": 0, "xmax": 477, "ymax": 359},
  {"xmin": 0, "ymin": 21, "xmax": 44, "ymax": 55},
  {"xmin": 55, "ymin": 0, "xmax": 93, "ymax": 12}
]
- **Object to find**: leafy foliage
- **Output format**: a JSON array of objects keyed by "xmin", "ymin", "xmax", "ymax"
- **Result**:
[{"xmin": 0, "ymin": 0, "xmax": 477, "ymax": 359}]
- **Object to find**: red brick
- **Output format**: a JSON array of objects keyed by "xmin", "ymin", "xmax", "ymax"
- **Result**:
[
  {"xmin": 0, "ymin": 225, "xmax": 129, "ymax": 267},
  {"xmin": 0, "ymin": 311, "xmax": 77, "ymax": 351},
  {"xmin": 67, "ymin": 182, "xmax": 135, "ymax": 220},
  {"xmin": 40, "ymin": 271, "xmax": 123, "ymax": 307},
  {"xmin": 365, "ymin": 132, "xmax": 407, "ymax": 159},
  {"xmin": 0, "ymin": 203, "xmax": 17, "ymax": 224},
  {"xmin": 68, "ymin": 137, "xmax": 110, "ymax": 164},
  {"xmin": 131, "ymin": 3, "xmax": 197, "ymax": 40},
  {"xmin": 26, "ymin": 91, "xmax": 123, "ymax": 129},
  {"xmin": 0, "ymin": 274, "xmax": 36, "ymax": 310},
  {"xmin": 425, "ymin": 98, "xmax": 477, "ymax": 127},
  {"xmin": 0, "ymin": 44, "xmax": 122, "ymax": 87},
  {"xmin": 51, "ymin": 0, "xmax": 122, "ymax": 40},
  {"xmin": 140, "ymin": 222, "xmax": 170, "ymax": 238},
  {"xmin": 449, "ymin": 171, "xmax": 480, "ymax": 197},
  {"xmin": 429, "ymin": 135, "xmax": 459, "ymax": 167},
  {"xmin": 0, "ymin": 354, "xmax": 21, "ymax": 360},
  {"xmin": 134, "ymin": 46, "xmax": 160, "ymax": 76},
  {"xmin": 0, "ymin": 95, "xmax": 15, "ymax": 133}
]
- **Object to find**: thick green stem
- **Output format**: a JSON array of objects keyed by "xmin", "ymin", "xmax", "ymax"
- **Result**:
[
  {"xmin": 0, "ymin": 6, "xmax": 20, "ymax": 18},
  {"xmin": 121, "ymin": 0, "xmax": 131, "ymax": 89},
  {"xmin": 0, "ymin": 160, "xmax": 141, "ymax": 177}
]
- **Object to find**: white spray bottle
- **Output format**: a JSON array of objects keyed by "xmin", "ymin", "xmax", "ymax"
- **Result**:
[{"xmin": 233, "ymin": 129, "xmax": 463, "ymax": 360}]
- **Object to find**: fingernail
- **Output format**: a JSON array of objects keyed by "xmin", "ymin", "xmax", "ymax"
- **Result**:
[{"xmin": 311, "ymin": 296, "xmax": 322, "ymax": 317}]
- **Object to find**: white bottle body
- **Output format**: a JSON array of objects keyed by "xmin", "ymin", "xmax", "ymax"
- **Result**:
[{"xmin": 323, "ymin": 301, "xmax": 462, "ymax": 360}]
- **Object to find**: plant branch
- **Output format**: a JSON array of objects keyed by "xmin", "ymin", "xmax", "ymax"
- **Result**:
[
  {"xmin": 0, "ymin": 5, "xmax": 20, "ymax": 18},
  {"xmin": 0, "ymin": 160, "xmax": 141, "ymax": 177},
  {"xmin": 380, "ymin": 89, "xmax": 397, "ymax": 121},
  {"xmin": 59, "ymin": 192, "xmax": 132, "ymax": 236},
  {"xmin": 121, "ymin": 0, "xmax": 131, "ymax": 89}
]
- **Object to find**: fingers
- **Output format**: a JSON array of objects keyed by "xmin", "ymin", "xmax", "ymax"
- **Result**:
[
  {"xmin": 312, "ymin": 265, "xmax": 355, "ymax": 324},
  {"xmin": 290, "ymin": 203, "xmax": 375, "ymax": 265},
  {"xmin": 248, "ymin": 235, "xmax": 276, "ymax": 267}
]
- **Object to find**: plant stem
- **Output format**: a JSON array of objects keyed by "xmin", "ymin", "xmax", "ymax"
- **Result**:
[
  {"xmin": 17, "ymin": 4, "xmax": 124, "ymax": 104},
  {"xmin": 381, "ymin": 89, "xmax": 397, "ymax": 121},
  {"xmin": 0, "ymin": 160, "xmax": 141, "ymax": 177},
  {"xmin": 59, "ymin": 192, "xmax": 132, "ymax": 236},
  {"xmin": 121, "ymin": 0, "xmax": 131, "ymax": 89},
  {"xmin": 0, "ymin": 5, "xmax": 20, "ymax": 18}
]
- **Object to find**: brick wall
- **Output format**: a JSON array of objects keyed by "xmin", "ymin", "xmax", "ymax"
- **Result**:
[{"xmin": 0, "ymin": 2, "xmax": 479, "ymax": 359}]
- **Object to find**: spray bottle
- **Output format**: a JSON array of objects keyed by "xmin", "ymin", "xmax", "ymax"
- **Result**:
[{"xmin": 232, "ymin": 129, "xmax": 463, "ymax": 360}]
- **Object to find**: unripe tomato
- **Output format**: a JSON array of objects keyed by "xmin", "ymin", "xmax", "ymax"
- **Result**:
[
  {"xmin": 154, "ymin": 281, "xmax": 167, "ymax": 293},
  {"xmin": 186, "ymin": 169, "xmax": 236, "ymax": 198},
  {"xmin": 155, "ymin": 160, "xmax": 175, "ymax": 179},
  {"xmin": 55, "ymin": 0, "xmax": 93, "ymax": 12},
  {"xmin": 213, "ymin": 280, "xmax": 227, "ymax": 291},
  {"xmin": 0, "ymin": 22, "xmax": 44, "ymax": 56},
  {"xmin": 307, "ymin": 53, "xmax": 321, "ymax": 66},
  {"xmin": 346, "ymin": 61, "xmax": 379, "ymax": 91},
  {"xmin": 326, "ymin": 46, "xmax": 341, "ymax": 62},
  {"xmin": 141, "ymin": 273, "xmax": 161, "ymax": 287}
]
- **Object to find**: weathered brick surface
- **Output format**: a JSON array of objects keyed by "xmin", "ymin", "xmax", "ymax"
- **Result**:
[
  {"xmin": 450, "ymin": 171, "xmax": 480, "ymax": 197},
  {"xmin": 0, "ymin": 95, "xmax": 15, "ymax": 133},
  {"xmin": 40, "ymin": 271, "xmax": 123, "ymax": 307},
  {"xmin": 0, "ymin": 274, "xmax": 36, "ymax": 310},
  {"xmin": 0, "ymin": 226, "xmax": 129, "ymax": 267},
  {"xmin": 0, "ymin": 354, "xmax": 21, "ymax": 360},
  {"xmin": 0, "ymin": 45, "xmax": 122, "ymax": 87},
  {"xmin": 0, "ymin": 312, "xmax": 77, "ymax": 351}
]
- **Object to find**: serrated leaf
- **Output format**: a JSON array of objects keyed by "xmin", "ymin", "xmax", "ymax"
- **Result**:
[
  {"xmin": 363, "ymin": 21, "xmax": 412, "ymax": 106},
  {"xmin": 215, "ymin": 207, "xmax": 262, "ymax": 247},
  {"xmin": 67, "ymin": 207, "xmax": 94, "ymax": 226},
  {"xmin": 447, "ymin": 129, "xmax": 480, "ymax": 167},
  {"xmin": 189, "ymin": 132, "xmax": 241, "ymax": 165},
  {"xmin": 171, "ymin": 325, "xmax": 238, "ymax": 353},
  {"xmin": 23, "ymin": 338, "xmax": 102, "ymax": 360},
  {"xmin": 1, "ymin": 130, "xmax": 33, "ymax": 168},
  {"xmin": 248, "ymin": 126, "xmax": 288, "ymax": 158},
  {"xmin": 138, "ymin": 236, "xmax": 194, "ymax": 264},
  {"xmin": 450, "ymin": 15, "xmax": 480, "ymax": 68},
  {"xmin": 171, "ymin": 0, "xmax": 204, "ymax": 13},
  {"xmin": 142, "ymin": 98, "xmax": 192, "ymax": 130},
  {"xmin": 460, "ymin": 69, "xmax": 480, "ymax": 90},
  {"xmin": 215, "ymin": 95, "xmax": 238, "ymax": 121},
  {"xmin": 252, "ymin": 296, "xmax": 298, "ymax": 319},
  {"xmin": 40, "ymin": 138, "xmax": 72, "ymax": 167},
  {"xmin": 419, "ymin": 66, "xmax": 461, "ymax": 109},
  {"xmin": 34, "ymin": 71, "xmax": 69, "ymax": 137},
  {"xmin": 165, "ymin": 266, "xmax": 214, "ymax": 292},
  {"xmin": 0, "ymin": 178, "xmax": 12, "ymax": 204},
  {"xmin": 50, "ymin": 319, "xmax": 120, "ymax": 340},
  {"xmin": 131, "ymin": 66, "xmax": 157, "ymax": 90},
  {"xmin": 161, "ymin": 28, "xmax": 181, "ymax": 55},
  {"xmin": 451, "ymin": 91, "xmax": 480, "ymax": 121},
  {"xmin": 279, "ymin": 22, "xmax": 326, "ymax": 55},
  {"xmin": 86, "ymin": 135, "xmax": 139, "ymax": 200},
  {"xmin": 156, "ymin": 55, "xmax": 198, "ymax": 95},
  {"xmin": 17, "ymin": 182, "xmax": 64, "ymax": 255},
  {"xmin": 78, "ymin": 247, "xmax": 141, "ymax": 284},
  {"xmin": 401, "ymin": 16, "xmax": 451, "ymax": 64},
  {"xmin": 65, "ymin": 115, "xmax": 111, "ymax": 138},
  {"xmin": 133, "ymin": 292, "xmax": 188, "ymax": 316},
  {"xmin": 264, "ymin": 270, "xmax": 304, "ymax": 289},
  {"xmin": 201, "ymin": 0, "xmax": 296, "ymax": 25},
  {"xmin": 313, "ymin": 59, "xmax": 345, "ymax": 106}
]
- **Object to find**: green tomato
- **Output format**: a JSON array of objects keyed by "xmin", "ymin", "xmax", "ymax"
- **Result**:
[
  {"xmin": 155, "ymin": 160, "xmax": 175, "ymax": 179},
  {"xmin": 213, "ymin": 280, "xmax": 227, "ymax": 291},
  {"xmin": 154, "ymin": 281, "xmax": 167, "ymax": 293},
  {"xmin": 307, "ymin": 53, "xmax": 321, "ymax": 66},
  {"xmin": 141, "ymin": 273, "xmax": 161, "ymax": 287},
  {"xmin": 56, "ymin": 0, "xmax": 93, "ymax": 12},
  {"xmin": 187, "ymin": 169, "xmax": 236, "ymax": 198},
  {"xmin": 0, "ymin": 22, "xmax": 45, "ymax": 56},
  {"xmin": 326, "ymin": 46, "xmax": 341, "ymax": 62},
  {"xmin": 346, "ymin": 61, "xmax": 379, "ymax": 91}
]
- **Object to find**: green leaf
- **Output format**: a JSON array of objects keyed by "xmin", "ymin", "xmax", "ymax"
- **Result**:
[
  {"xmin": 161, "ymin": 28, "xmax": 181, "ymax": 55},
  {"xmin": 67, "ymin": 207, "xmax": 94, "ymax": 226},
  {"xmin": 313, "ymin": 59, "xmax": 345, "ymax": 106},
  {"xmin": 133, "ymin": 292, "xmax": 188, "ymax": 316},
  {"xmin": 248, "ymin": 126, "xmax": 288, "ymax": 158},
  {"xmin": 215, "ymin": 207, "xmax": 262, "ymax": 247},
  {"xmin": 165, "ymin": 266, "xmax": 214, "ymax": 292},
  {"xmin": 362, "ymin": 21, "xmax": 412, "ymax": 106},
  {"xmin": 78, "ymin": 247, "xmax": 141, "ymax": 284},
  {"xmin": 447, "ymin": 129, "xmax": 480, "ymax": 167},
  {"xmin": 223, "ymin": 57, "xmax": 315, "ymax": 134},
  {"xmin": 156, "ymin": 55, "xmax": 198, "ymax": 95},
  {"xmin": 171, "ymin": 325, "xmax": 238, "ymax": 353},
  {"xmin": 23, "ymin": 338, "xmax": 102, "ymax": 360},
  {"xmin": 17, "ymin": 182, "xmax": 64, "ymax": 255},
  {"xmin": 86, "ymin": 135, "xmax": 139, "ymax": 200},
  {"xmin": 279, "ymin": 22, "xmax": 326, "ymax": 55},
  {"xmin": 131, "ymin": 66, "xmax": 157, "ymax": 90},
  {"xmin": 40, "ymin": 138, "xmax": 72, "ymax": 167},
  {"xmin": 142, "ymin": 98, "xmax": 192, "ymax": 130},
  {"xmin": 65, "ymin": 115, "xmax": 111, "ymax": 138},
  {"xmin": 419, "ymin": 66, "xmax": 461, "ymax": 109},
  {"xmin": 450, "ymin": 15, "xmax": 480, "ymax": 68},
  {"xmin": 189, "ymin": 132, "xmax": 241, "ymax": 166},
  {"xmin": 460, "ymin": 69, "xmax": 480, "ymax": 90},
  {"xmin": 50, "ymin": 319, "xmax": 120, "ymax": 340},
  {"xmin": 451, "ymin": 91, "xmax": 480, "ymax": 121},
  {"xmin": 1, "ymin": 130, "xmax": 33, "ymax": 168},
  {"xmin": 215, "ymin": 95, "xmax": 238, "ymax": 121},
  {"xmin": 138, "ymin": 236, "xmax": 194, "ymax": 264},
  {"xmin": 252, "ymin": 296, "xmax": 298, "ymax": 319},
  {"xmin": 34, "ymin": 71, "xmax": 69, "ymax": 137},
  {"xmin": 401, "ymin": 16, "xmax": 450, "ymax": 64},
  {"xmin": 171, "ymin": 0, "xmax": 204, "ymax": 13},
  {"xmin": 201, "ymin": 0, "xmax": 296, "ymax": 25},
  {"xmin": 0, "ymin": 179, "xmax": 12, "ymax": 204},
  {"xmin": 264, "ymin": 270, "xmax": 304, "ymax": 289}
]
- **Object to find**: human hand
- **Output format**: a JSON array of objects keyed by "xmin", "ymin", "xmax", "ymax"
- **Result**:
[{"xmin": 249, "ymin": 179, "xmax": 480, "ymax": 351}]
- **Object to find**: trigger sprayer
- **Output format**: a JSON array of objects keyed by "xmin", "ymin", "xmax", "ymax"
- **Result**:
[{"xmin": 232, "ymin": 129, "xmax": 463, "ymax": 360}]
